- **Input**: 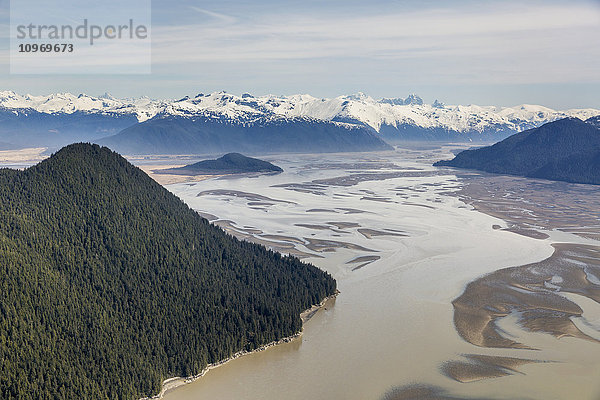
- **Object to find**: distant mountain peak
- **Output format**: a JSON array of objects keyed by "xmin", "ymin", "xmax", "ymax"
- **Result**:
[
  {"xmin": 380, "ymin": 94, "xmax": 424, "ymax": 106},
  {"xmin": 344, "ymin": 92, "xmax": 372, "ymax": 101},
  {"xmin": 405, "ymin": 94, "xmax": 424, "ymax": 105}
]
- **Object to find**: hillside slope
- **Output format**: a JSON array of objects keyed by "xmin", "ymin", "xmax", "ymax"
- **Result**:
[
  {"xmin": 434, "ymin": 118, "xmax": 600, "ymax": 185},
  {"xmin": 98, "ymin": 115, "xmax": 392, "ymax": 154},
  {"xmin": 0, "ymin": 143, "xmax": 336, "ymax": 399}
]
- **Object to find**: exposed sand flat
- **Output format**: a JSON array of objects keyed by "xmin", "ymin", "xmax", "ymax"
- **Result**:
[
  {"xmin": 209, "ymin": 220, "xmax": 310, "ymax": 255},
  {"xmin": 465, "ymin": 354, "xmax": 540, "ymax": 372},
  {"xmin": 306, "ymin": 208, "xmax": 337, "ymax": 213},
  {"xmin": 449, "ymin": 173, "xmax": 600, "ymax": 349},
  {"xmin": 394, "ymin": 185, "xmax": 429, "ymax": 193},
  {"xmin": 357, "ymin": 228, "xmax": 407, "ymax": 239},
  {"xmin": 345, "ymin": 255, "xmax": 381, "ymax": 270},
  {"xmin": 270, "ymin": 183, "xmax": 326, "ymax": 195},
  {"xmin": 258, "ymin": 245, "xmax": 317, "ymax": 259},
  {"xmin": 300, "ymin": 161, "xmax": 403, "ymax": 170},
  {"xmin": 442, "ymin": 360, "xmax": 513, "ymax": 382},
  {"xmin": 442, "ymin": 355, "xmax": 541, "ymax": 383},
  {"xmin": 457, "ymin": 174, "xmax": 600, "ymax": 241},
  {"xmin": 139, "ymin": 165, "xmax": 217, "ymax": 185},
  {"xmin": 311, "ymin": 170, "xmax": 452, "ymax": 187},
  {"xmin": 382, "ymin": 384, "xmax": 477, "ymax": 400},
  {"xmin": 401, "ymin": 201, "xmax": 436, "ymax": 209},
  {"xmin": 211, "ymin": 219, "xmax": 239, "ymax": 231},
  {"xmin": 351, "ymin": 262, "xmax": 372, "ymax": 271},
  {"xmin": 240, "ymin": 226, "xmax": 263, "ymax": 234},
  {"xmin": 197, "ymin": 189, "xmax": 296, "ymax": 204},
  {"xmin": 335, "ymin": 207, "xmax": 370, "ymax": 214},
  {"xmin": 295, "ymin": 223, "xmax": 335, "ymax": 231},
  {"xmin": 303, "ymin": 238, "xmax": 377, "ymax": 253},
  {"xmin": 238, "ymin": 234, "xmax": 318, "ymax": 258},
  {"xmin": 260, "ymin": 234, "xmax": 306, "ymax": 246},
  {"xmin": 453, "ymin": 243, "xmax": 600, "ymax": 349},
  {"xmin": 326, "ymin": 221, "xmax": 361, "ymax": 229},
  {"xmin": 502, "ymin": 227, "xmax": 550, "ymax": 240},
  {"xmin": 195, "ymin": 211, "xmax": 218, "ymax": 221},
  {"xmin": 361, "ymin": 196, "xmax": 394, "ymax": 203},
  {"xmin": 0, "ymin": 147, "xmax": 47, "ymax": 165},
  {"xmin": 346, "ymin": 255, "xmax": 381, "ymax": 264}
]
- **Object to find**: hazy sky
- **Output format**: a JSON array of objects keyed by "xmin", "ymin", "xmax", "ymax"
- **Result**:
[{"xmin": 0, "ymin": 0, "xmax": 599, "ymax": 108}]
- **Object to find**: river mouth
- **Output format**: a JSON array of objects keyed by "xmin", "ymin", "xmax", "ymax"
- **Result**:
[{"xmin": 155, "ymin": 146, "xmax": 600, "ymax": 400}]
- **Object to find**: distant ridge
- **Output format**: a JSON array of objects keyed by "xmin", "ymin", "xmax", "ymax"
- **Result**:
[
  {"xmin": 162, "ymin": 153, "xmax": 283, "ymax": 175},
  {"xmin": 586, "ymin": 115, "xmax": 600, "ymax": 129},
  {"xmin": 435, "ymin": 118, "xmax": 600, "ymax": 185},
  {"xmin": 1, "ymin": 90, "xmax": 599, "ymax": 149},
  {"xmin": 98, "ymin": 115, "xmax": 393, "ymax": 155}
]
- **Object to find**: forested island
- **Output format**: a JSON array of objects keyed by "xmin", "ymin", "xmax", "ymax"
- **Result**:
[
  {"xmin": 0, "ymin": 143, "xmax": 336, "ymax": 399},
  {"xmin": 161, "ymin": 153, "xmax": 283, "ymax": 175},
  {"xmin": 435, "ymin": 117, "xmax": 600, "ymax": 185}
]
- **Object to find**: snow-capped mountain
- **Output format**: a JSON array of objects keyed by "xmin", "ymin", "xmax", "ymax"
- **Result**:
[
  {"xmin": 0, "ymin": 91, "xmax": 165, "ymax": 122},
  {"xmin": 0, "ymin": 90, "xmax": 598, "ymax": 150},
  {"xmin": 158, "ymin": 91, "xmax": 598, "ymax": 140}
]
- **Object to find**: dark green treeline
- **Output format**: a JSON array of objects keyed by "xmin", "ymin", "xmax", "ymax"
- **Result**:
[{"xmin": 0, "ymin": 143, "xmax": 336, "ymax": 399}]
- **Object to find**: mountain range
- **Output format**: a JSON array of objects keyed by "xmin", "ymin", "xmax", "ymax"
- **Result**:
[
  {"xmin": 0, "ymin": 90, "xmax": 598, "ymax": 153},
  {"xmin": 435, "ymin": 118, "xmax": 600, "ymax": 185}
]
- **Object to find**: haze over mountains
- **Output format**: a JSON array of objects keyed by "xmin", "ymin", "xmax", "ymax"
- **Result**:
[{"xmin": 0, "ymin": 90, "xmax": 598, "ymax": 153}]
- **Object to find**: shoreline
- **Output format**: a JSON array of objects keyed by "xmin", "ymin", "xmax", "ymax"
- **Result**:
[{"xmin": 141, "ymin": 291, "xmax": 339, "ymax": 400}]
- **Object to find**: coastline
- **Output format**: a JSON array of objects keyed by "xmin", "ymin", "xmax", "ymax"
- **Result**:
[{"xmin": 141, "ymin": 291, "xmax": 339, "ymax": 400}]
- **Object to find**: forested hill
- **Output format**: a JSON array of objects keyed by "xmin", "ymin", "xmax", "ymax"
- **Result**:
[
  {"xmin": 434, "ymin": 118, "xmax": 600, "ymax": 185},
  {"xmin": 164, "ymin": 153, "xmax": 283, "ymax": 175},
  {"xmin": 0, "ymin": 143, "xmax": 336, "ymax": 399}
]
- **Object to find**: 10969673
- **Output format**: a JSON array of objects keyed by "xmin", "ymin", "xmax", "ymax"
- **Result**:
[{"xmin": 18, "ymin": 43, "xmax": 73, "ymax": 53}]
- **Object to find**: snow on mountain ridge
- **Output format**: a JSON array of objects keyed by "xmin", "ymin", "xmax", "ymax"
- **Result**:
[
  {"xmin": 0, "ymin": 90, "xmax": 597, "ymax": 134},
  {"xmin": 0, "ymin": 90, "xmax": 166, "ymax": 122}
]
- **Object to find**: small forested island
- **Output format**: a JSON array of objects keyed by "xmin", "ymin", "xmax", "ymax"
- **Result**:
[
  {"xmin": 434, "ymin": 117, "xmax": 600, "ymax": 185},
  {"xmin": 160, "ymin": 152, "xmax": 283, "ymax": 175},
  {"xmin": 0, "ymin": 143, "xmax": 335, "ymax": 399}
]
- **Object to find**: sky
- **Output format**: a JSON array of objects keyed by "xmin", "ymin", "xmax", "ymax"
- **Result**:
[{"xmin": 0, "ymin": 0, "xmax": 599, "ymax": 109}]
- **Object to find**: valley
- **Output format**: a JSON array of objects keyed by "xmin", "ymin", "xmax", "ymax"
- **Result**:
[{"xmin": 138, "ymin": 146, "xmax": 600, "ymax": 400}]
